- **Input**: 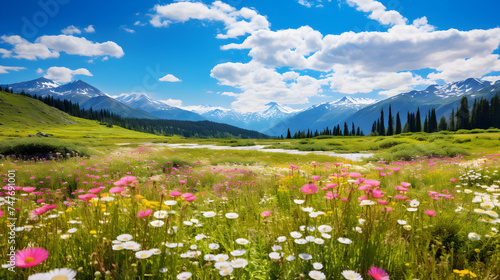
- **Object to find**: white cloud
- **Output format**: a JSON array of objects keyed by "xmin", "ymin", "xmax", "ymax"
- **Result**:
[
  {"xmin": 222, "ymin": 26, "xmax": 324, "ymax": 69},
  {"xmin": 0, "ymin": 65, "xmax": 26, "ymax": 74},
  {"xmin": 346, "ymin": 0, "xmax": 407, "ymax": 26},
  {"xmin": 102, "ymin": 56, "xmax": 109, "ymax": 61},
  {"xmin": 61, "ymin": 25, "xmax": 82, "ymax": 35},
  {"xmin": 298, "ymin": 0, "xmax": 313, "ymax": 8},
  {"xmin": 0, "ymin": 48, "xmax": 11, "ymax": 58},
  {"xmin": 134, "ymin": 21, "xmax": 146, "ymax": 26},
  {"xmin": 36, "ymin": 68, "xmax": 44, "ymax": 74},
  {"xmin": 44, "ymin": 66, "xmax": 92, "ymax": 83},
  {"xmin": 84, "ymin": 25, "xmax": 95, "ymax": 33},
  {"xmin": 159, "ymin": 98, "xmax": 183, "ymax": 107},
  {"xmin": 427, "ymin": 55, "xmax": 500, "ymax": 82},
  {"xmin": 121, "ymin": 26, "xmax": 136, "ymax": 33},
  {"xmin": 159, "ymin": 74, "xmax": 181, "ymax": 82},
  {"xmin": 210, "ymin": 62, "xmax": 327, "ymax": 112},
  {"xmin": 0, "ymin": 34, "xmax": 124, "ymax": 60},
  {"xmin": 150, "ymin": 0, "xmax": 269, "ymax": 39},
  {"xmin": 481, "ymin": 75, "xmax": 500, "ymax": 83}
]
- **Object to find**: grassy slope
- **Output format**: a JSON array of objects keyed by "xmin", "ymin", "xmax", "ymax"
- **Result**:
[{"xmin": 0, "ymin": 91, "xmax": 163, "ymax": 140}]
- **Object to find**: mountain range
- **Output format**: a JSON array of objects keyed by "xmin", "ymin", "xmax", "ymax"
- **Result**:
[{"xmin": 2, "ymin": 76, "xmax": 500, "ymax": 136}]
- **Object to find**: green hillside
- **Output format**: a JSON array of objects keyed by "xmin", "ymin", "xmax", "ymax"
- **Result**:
[{"xmin": 0, "ymin": 91, "xmax": 163, "ymax": 139}]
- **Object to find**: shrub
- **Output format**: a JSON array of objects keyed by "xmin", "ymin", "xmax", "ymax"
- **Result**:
[{"xmin": 0, "ymin": 137, "xmax": 90, "ymax": 159}]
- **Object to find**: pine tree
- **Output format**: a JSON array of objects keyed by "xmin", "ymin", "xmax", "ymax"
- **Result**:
[
  {"xmin": 344, "ymin": 122, "xmax": 349, "ymax": 136},
  {"xmin": 286, "ymin": 129, "xmax": 291, "ymax": 139},
  {"xmin": 415, "ymin": 108, "xmax": 421, "ymax": 132},
  {"xmin": 449, "ymin": 108, "xmax": 456, "ymax": 131},
  {"xmin": 379, "ymin": 109, "xmax": 385, "ymax": 136},
  {"xmin": 387, "ymin": 105, "xmax": 393, "ymax": 135},
  {"xmin": 423, "ymin": 116, "xmax": 428, "ymax": 133},
  {"xmin": 395, "ymin": 112, "xmax": 402, "ymax": 134},
  {"xmin": 438, "ymin": 116, "xmax": 447, "ymax": 131},
  {"xmin": 351, "ymin": 123, "xmax": 355, "ymax": 136},
  {"xmin": 356, "ymin": 127, "xmax": 361, "ymax": 136},
  {"xmin": 491, "ymin": 93, "xmax": 500, "ymax": 128},
  {"xmin": 456, "ymin": 97, "xmax": 470, "ymax": 130},
  {"xmin": 430, "ymin": 109, "xmax": 438, "ymax": 133},
  {"xmin": 470, "ymin": 99, "xmax": 478, "ymax": 129}
]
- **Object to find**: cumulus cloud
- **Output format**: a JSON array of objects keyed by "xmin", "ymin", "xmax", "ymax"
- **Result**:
[
  {"xmin": 0, "ymin": 34, "xmax": 124, "ymax": 60},
  {"xmin": 36, "ymin": 68, "xmax": 44, "ymax": 74},
  {"xmin": 159, "ymin": 74, "xmax": 181, "ymax": 82},
  {"xmin": 0, "ymin": 65, "xmax": 26, "ymax": 74},
  {"xmin": 481, "ymin": 75, "xmax": 500, "ymax": 83},
  {"xmin": 44, "ymin": 66, "xmax": 92, "ymax": 83},
  {"xmin": 346, "ymin": 0, "xmax": 407, "ymax": 26},
  {"xmin": 61, "ymin": 25, "xmax": 82, "ymax": 35},
  {"xmin": 150, "ymin": 0, "xmax": 269, "ymax": 39},
  {"xmin": 427, "ymin": 55, "xmax": 500, "ymax": 82},
  {"xmin": 210, "ymin": 62, "xmax": 327, "ymax": 112},
  {"xmin": 159, "ymin": 98, "xmax": 183, "ymax": 107},
  {"xmin": 0, "ymin": 48, "xmax": 11, "ymax": 58},
  {"xmin": 84, "ymin": 25, "xmax": 95, "ymax": 33}
]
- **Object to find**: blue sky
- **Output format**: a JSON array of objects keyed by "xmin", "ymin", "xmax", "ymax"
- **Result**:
[{"xmin": 1, "ymin": 0, "xmax": 500, "ymax": 112}]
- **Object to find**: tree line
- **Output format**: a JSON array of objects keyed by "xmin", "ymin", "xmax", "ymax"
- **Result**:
[
  {"xmin": 283, "ymin": 122, "xmax": 365, "ymax": 139},
  {"xmin": 370, "ymin": 95, "xmax": 500, "ymax": 135}
]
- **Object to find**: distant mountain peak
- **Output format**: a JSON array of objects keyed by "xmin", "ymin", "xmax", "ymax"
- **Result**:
[{"xmin": 330, "ymin": 96, "xmax": 377, "ymax": 105}]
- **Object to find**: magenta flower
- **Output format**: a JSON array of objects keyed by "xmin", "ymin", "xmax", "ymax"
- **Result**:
[
  {"xmin": 368, "ymin": 266, "xmax": 389, "ymax": 280},
  {"xmin": 15, "ymin": 247, "xmax": 49, "ymax": 268},
  {"xmin": 262, "ymin": 211, "xmax": 271, "ymax": 217},
  {"xmin": 109, "ymin": 186, "xmax": 126, "ymax": 193},
  {"xmin": 42, "ymin": 204, "xmax": 57, "ymax": 210},
  {"xmin": 312, "ymin": 176, "xmax": 321, "ymax": 181},
  {"xmin": 0, "ymin": 209, "xmax": 3, "ymax": 217},
  {"xmin": 137, "ymin": 209, "xmax": 153, "ymax": 217},
  {"xmin": 88, "ymin": 188, "xmax": 102, "ymax": 194},
  {"xmin": 371, "ymin": 188, "xmax": 385, "ymax": 198},
  {"xmin": 393, "ymin": 195, "xmax": 407, "ymax": 200},
  {"xmin": 170, "ymin": 191, "xmax": 182, "ymax": 197},
  {"xmin": 349, "ymin": 172, "xmax": 362, "ymax": 178},
  {"xmin": 425, "ymin": 210, "xmax": 436, "ymax": 216},
  {"xmin": 326, "ymin": 183, "xmax": 338, "ymax": 188},
  {"xmin": 78, "ymin": 194, "xmax": 95, "ymax": 201},
  {"xmin": 289, "ymin": 165, "xmax": 299, "ymax": 170},
  {"xmin": 377, "ymin": 199, "xmax": 388, "ymax": 205},
  {"xmin": 31, "ymin": 207, "xmax": 48, "ymax": 216},
  {"xmin": 400, "ymin": 182, "xmax": 411, "ymax": 188},
  {"xmin": 301, "ymin": 183, "xmax": 318, "ymax": 194},
  {"xmin": 364, "ymin": 179, "xmax": 380, "ymax": 186},
  {"xmin": 179, "ymin": 180, "xmax": 187, "ymax": 184},
  {"xmin": 22, "ymin": 187, "xmax": 36, "ymax": 192}
]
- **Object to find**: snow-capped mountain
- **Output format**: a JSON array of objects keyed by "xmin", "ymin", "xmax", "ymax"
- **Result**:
[
  {"xmin": 184, "ymin": 102, "xmax": 302, "ymax": 132},
  {"xmin": 115, "ymin": 93, "xmax": 205, "ymax": 121},
  {"xmin": 3, "ymin": 78, "xmax": 158, "ymax": 119},
  {"xmin": 265, "ymin": 97, "xmax": 377, "ymax": 136},
  {"xmin": 344, "ymin": 77, "xmax": 498, "ymax": 134},
  {"xmin": 51, "ymin": 80, "xmax": 106, "ymax": 98}
]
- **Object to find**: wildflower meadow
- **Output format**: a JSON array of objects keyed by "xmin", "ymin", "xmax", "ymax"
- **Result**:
[{"xmin": 1, "ymin": 146, "xmax": 499, "ymax": 279}]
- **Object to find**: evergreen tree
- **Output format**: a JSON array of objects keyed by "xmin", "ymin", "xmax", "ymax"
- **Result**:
[
  {"xmin": 430, "ymin": 109, "xmax": 438, "ymax": 133},
  {"xmin": 423, "ymin": 116, "xmax": 428, "ymax": 133},
  {"xmin": 286, "ymin": 129, "xmax": 291, "ymax": 139},
  {"xmin": 356, "ymin": 127, "xmax": 361, "ymax": 136},
  {"xmin": 379, "ymin": 109, "xmax": 385, "ymax": 136},
  {"xmin": 415, "ymin": 108, "xmax": 421, "ymax": 132},
  {"xmin": 456, "ymin": 97, "xmax": 470, "ymax": 130},
  {"xmin": 387, "ymin": 105, "xmax": 393, "ymax": 135},
  {"xmin": 448, "ymin": 108, "xmax": 456, "ymax": 131},
  {"xmin": 395, "ymin": 112, "xmax": 402, "ymax": 134},
  {"xmin": 343, "ymin": 122, "xmax": 349, "ymax": 136},
  {"xmin": 491, "ymin": 93, "xmax": 500, "ymax": 128},
  {"xmin": 438, "ymin": 116, "xmax": 447, "ymax": 131},
  {"xmin": 351, "ymin": 123, "xmax": 355, "ymax": 136}
]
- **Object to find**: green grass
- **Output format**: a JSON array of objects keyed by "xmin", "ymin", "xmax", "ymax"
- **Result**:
[{"xmin": 0, "ymin": 91, "xmax": 165, "ymax": 140}]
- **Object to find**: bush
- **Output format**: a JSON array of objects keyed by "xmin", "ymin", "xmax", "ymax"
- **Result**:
[
  {"xmin": 0, "ymin": 137, "xmax": 90, "ymax": 159},
  {"xmin": 377, "ymin": 139, "xmax": 406, "ymax": 149},
  {"xmin": 370, "ymin": 143, "xmax": 468, "ymax": 161}
]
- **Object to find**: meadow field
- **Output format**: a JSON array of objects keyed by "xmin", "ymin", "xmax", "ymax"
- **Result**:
[{"xmin": 0, "ymin": 133, "xmax": 500, "ymax": 279}]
